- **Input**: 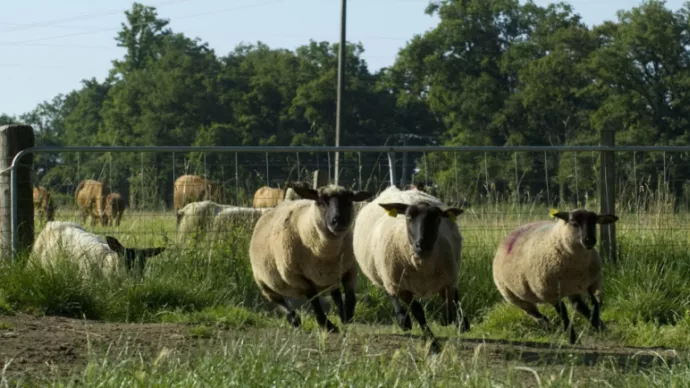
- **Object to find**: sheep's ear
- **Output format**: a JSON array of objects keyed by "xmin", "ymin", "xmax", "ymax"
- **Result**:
[
  {"xmin": 441, "ymin": 207, "xmax": 463, "ymax": 222},
  {"xmin": 379, "ymin": 203, "xmax": 408, "ymax": 217},
  {"xmin": 292, "ymin": 186, "xmax": 319, "ymax": 201},
  {"xmin": 352, "ymin": 191, "xmax": 373, "ymax": 202},
  {"xmin": 105, "ymin": 236, "xmax": 125, "ymax": 254},
  {"xmin": 549, "ymin": 208, "xmax": 569, "ymax": 222},
  {"xmin": 597, "ymin": 214, "xmax": 619, "ymax": 224}
]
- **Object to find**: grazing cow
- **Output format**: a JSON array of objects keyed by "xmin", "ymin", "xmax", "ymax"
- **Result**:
[
  {"xmin": 104, "ymin": 192, "xmax": 126, "ymax": 227},
  {"xmin": 173, "ymin": 175, "xmax": 224, "ymax": 210},
  {"xmin": 33, "ymin": 186, "xmax": 56, "ymax": 223},
  {"xmin": 75, "ymin": 180, "xmax": 110, "ymax": 226},
  {"xmin": 252, "ymin": 181, "xmax": 311, "ymax": 208}
]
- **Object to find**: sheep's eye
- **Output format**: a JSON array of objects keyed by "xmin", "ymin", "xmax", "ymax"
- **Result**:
[{"xmin": 569, "ymin": 220, "xmax": 580, "ymax": 227}]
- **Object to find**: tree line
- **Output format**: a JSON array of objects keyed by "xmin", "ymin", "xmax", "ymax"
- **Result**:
[{"xmin": 2, "ymin": 0, "xmax": 688, "ymax": 210}]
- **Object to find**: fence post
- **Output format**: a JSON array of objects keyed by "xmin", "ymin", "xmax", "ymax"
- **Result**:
[
  {"xmin": 312, "ymin": 169, "xmax": 328, "ymax": 189},
  {"xmin": 599, "ymin": 128, "xmax": 617, "ymax": 262},
  {"xmin": 0, "ymin": 125, "xmax": 34, "ymax": 260}
]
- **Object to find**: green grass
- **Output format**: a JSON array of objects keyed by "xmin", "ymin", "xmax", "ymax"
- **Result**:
[{"xmin": 7, "ymin": 201, "xmax": 690, "ymax": 385}]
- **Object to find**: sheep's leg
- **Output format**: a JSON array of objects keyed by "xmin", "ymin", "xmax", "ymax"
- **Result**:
[
  {"xmin": 339, "ymin": 268, "xmax": 357, "ymax": 324},
  {"xmin": 330, "ymin": 288, "xmax": 345, "ymax": 321},
  {"xmin": 588, "ymin": 287, "xmax": 604, "ymax": 331},
  {"xmin": 306, "ymin": 289, "xmax": 339, "ymax": 333},
  {"xmin": 439, "ymin": 287, "xmax": 457, "ymax": 326},
  {"xmin": 399, "ymin": 291, "xmax": 442, "ymax": 355},
  {"xmin": 553, "ymin": 300, "xmax": 576, "ymax": 344},
  {"xmin": 389, "ymin": 296, "xmax": 412, "ymax": 331},
  {"xmin": 258, "ymin": 282, "xmax": 301, "ymax": 328},
  {"xmin": 503, "ymin": 290, "xmax": 550, "ymax": 329},
  {"xmin": 439, "ymin": 287, "xmax": 471, "ymax": 332},
  {"xmin": 570, "ymin": 293, "xmax": 604, "ymax": 332}
]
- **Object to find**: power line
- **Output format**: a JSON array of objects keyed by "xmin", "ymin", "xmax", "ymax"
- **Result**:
[
  {"xmin": 0, "ymin": 0, "xmax": 192, "ymax": 33},
  {"xmin": 0, "ymin": 0, "xmax": 307, "ymax": 47}
]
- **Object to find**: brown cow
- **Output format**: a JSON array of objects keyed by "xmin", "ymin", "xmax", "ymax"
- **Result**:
[
  {"xmin": 104, "ymin": 192, "xmax": 126, "ymax": 227},
  {"xmin": 173, "ymin": 175, "xmax": 223, "ymax": 210},
  {"xmin": 252, "ymin": 181, "xmax": 311, "ymax": 208},
  {"xmin": 75, "ymin": 179, "xmax": 110, "ymax": 226},
  {"xmin": 33, "ymin": 186, "xmax": 56, "ymax": 223},
  {"xmin": 252, "ymin": 186, "xmax": 284, "ymax": 208}
]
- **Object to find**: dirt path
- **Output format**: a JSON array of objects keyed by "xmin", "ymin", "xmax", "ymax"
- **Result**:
[{"xmin": 0, "ymin": 314, "xmax": 682, "ymax": 383}]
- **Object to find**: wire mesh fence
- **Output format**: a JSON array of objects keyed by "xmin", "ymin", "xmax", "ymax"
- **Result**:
[{"xmin": 18, "ymin": 147, "xmax": 690, "ymax": 257}]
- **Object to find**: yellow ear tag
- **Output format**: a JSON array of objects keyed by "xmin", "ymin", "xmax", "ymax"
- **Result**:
[
  {"xmin": 446, "ymin": 211, "xmax": 457, "ymax": 222},
  {"xmin": 385, "ymin": 208, "xmax": 398, "ymax": 217},
  {"xmin": 549, "ymin": 208, "xmax": 559, "ymax": 218}
]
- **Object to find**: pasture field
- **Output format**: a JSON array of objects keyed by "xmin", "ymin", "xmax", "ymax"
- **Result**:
[{"xmin": 1, "ymin": 202, "xmax": 690, "ymax": 386}]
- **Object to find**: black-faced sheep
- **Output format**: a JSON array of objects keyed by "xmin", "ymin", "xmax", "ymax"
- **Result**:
[
  {"xmin": 352, "ymin": 186, "xmax": 467, "ymax": 355},
  {"xmin": 249, "ymin": 184, "xmax": 372, "ymax": 332},
  {"xmin": 492, "ymin": 208, "xmax": 619, "ymax": 344},
  {"xmin": 32, "ymin": 221, "xmax": 166, "ymax": 276}
]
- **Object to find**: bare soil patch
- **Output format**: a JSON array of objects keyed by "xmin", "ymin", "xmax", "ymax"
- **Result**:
[{"xmin": 0, "ymin": 314, "xmax": 681, "ymax": 384}]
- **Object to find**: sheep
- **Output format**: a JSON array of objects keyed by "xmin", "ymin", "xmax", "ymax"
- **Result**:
[
  {"xmin": 176, "ymin": 200, "xmax": 271, "ymax": 244},
  {"xmin": 31, "ymin": 221, "xmax": 166, "ymax": 277},
  {"xmin": 249, "ymin": 184, "xmax": 373, "ymax": 332},
  {"xmin": 352, "ymin": 185, "xmax": 467, "ymax": 355},
  {"xmin": 492, "ymin": 208, "xmax": 619, "ymax": 344}
]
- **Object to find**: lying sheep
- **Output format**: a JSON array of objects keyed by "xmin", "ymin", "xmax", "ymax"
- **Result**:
[
  {"xmin": 249, "ymin": 184, "xmax": 372, "ymax": 332},
  {"xmin": 352, "ymin": 186, "xmax": 467, "ymax": 355},
  {"xmin": 492, "ymin": 208, "xmax": 619, "ymax": 344},
  {"xmin": 176, "ymin": 200, "xmax": 271, "ymax": 244},
  {"xmin": 31, "ymin": 221, "xmax": 166, "ymax": 277}
]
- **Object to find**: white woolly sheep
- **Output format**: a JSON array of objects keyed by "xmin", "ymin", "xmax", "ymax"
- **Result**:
[
  {"xmin": 352, "ymin": 186, "xmax": 467, "ymax": 355},
  {"xmin": 176, "ymin": 200, "xmax": 271, "ymax": 244},
  {"xmin": 32, "ymin": 221, "xmax": 166, "ymax": 277},
  {"xmin": 249, "ymin": 184, "xmax": 372, "ymax": 332},
  {"xmin": 492, "ymin": 208, "xmax": 619, "ymax": 344}
]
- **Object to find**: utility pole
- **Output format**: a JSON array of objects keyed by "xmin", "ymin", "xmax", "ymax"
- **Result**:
[{"xmin": 334, "ymin": 0, "xmax": 346, "ymax": 185}]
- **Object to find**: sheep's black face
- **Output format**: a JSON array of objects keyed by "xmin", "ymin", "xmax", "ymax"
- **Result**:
[
  {"xmin": 551, "ymin": 209, "xmax": 619, "ymax": 250},
  {"xmin": 293, "ymin": 186, "xmax": 373, "ymax": 236},
  {"xmin": 379, "ymin": 202, "xmax": 463, "ymax": 258},
  {"xmin": 105, "ymin": 236, "xmax": 167, "ymax": 274}
]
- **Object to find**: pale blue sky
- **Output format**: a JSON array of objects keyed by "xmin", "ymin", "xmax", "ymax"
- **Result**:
[{"xmin": 0, "ymin": 0, "xmax": 685, "ymax": 116}]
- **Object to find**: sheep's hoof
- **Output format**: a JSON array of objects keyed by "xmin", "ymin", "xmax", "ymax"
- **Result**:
[
  {"xmin": 428, "ymin": 340, "xmax": 442, "ymax": 356},
  {"xmin": 324, "ymin": 321, "xmax": 339, "ymax": 333},
  {"xmin": 459, "ymin": 316, "xmax": 471, "ymax": 332},
  {"xmin": 568, "ymin": 329, "xmax": 577, "ymax": 345},
  {"xmin": 287, "ymin": 312, "xmax": 301, "ymax": 328},
  {"xmin": 396, "ymin": 313, "xmax": 412, "ymax": 331}
]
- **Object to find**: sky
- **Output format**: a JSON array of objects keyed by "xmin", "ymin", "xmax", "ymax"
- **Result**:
[{"xmin": 0, "ymin": 0, "xmax": 686, "ymax": 117}]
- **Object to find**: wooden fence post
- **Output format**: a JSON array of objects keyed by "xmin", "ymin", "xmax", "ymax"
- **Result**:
[
  {"xmin": 0, "ymin": 125, "xmax": 35, "ymax": 260},
  {"xmin": 312, "ymin": 169, "xmax": 328, "ymax": 189},
  {"xmin": 599, "ymin": 128, "xmax": 617, "ymax": 262}
]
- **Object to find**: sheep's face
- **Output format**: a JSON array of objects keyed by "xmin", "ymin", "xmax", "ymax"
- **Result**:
[
  {"xmin": 379, "ymin": 201, "xmax": 463, "ymax": 258},
  {"xmin": 551, "ymin": 209, "xmax": 619, "ymax": 250},
  {"xmin": 293, "ymin": 186, "xmax": 373, "ymax": 236},
  {"xmin": 105, "ymin": 236, "xmax": 167, "ymax": 273}
]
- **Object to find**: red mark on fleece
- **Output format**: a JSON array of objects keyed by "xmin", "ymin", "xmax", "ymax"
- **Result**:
[{"xmin": 505, "ymin": 222, "xmax": 551, "ymax": 255}]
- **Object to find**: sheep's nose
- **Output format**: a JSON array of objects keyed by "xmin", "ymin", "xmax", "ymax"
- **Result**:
[
  {"xmin": 583, "ymin": 237, "xmax": 596, "ymax": 248},
  {"xmin": 413, "ymin": 241, "xmax": 423, "ymax": 253},
  {"xmin": 330, "ymin": 215, "xmax": 341, "ymax": 226}
]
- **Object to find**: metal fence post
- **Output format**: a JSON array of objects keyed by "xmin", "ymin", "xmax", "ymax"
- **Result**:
[{"xmin": 599, "ymin": 129, "xmax": 617, "ymax": 262}]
